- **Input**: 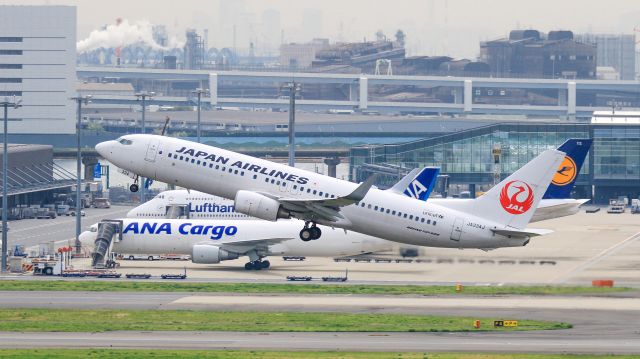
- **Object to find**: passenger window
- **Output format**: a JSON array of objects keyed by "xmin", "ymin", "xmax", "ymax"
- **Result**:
[
  {"xmin": 433, "ymin": 221, "xmax": 437, "ymax": 226},
  {"xmin": 253, "ymin": 175, "xmax": 257, "ymax": 179},
  {"xmin": 421, "ymin": 218, "xmax": 425, "ymax": 223},
  {"xmin": 409, "ymin": 215, "xmax": 413, "ymax": 220},
  {"xmin": 386, "ymin": 209, "xmax": 390, "ymax": 214},
  {"xmin": 392, "ymin": 210, "xmax": 396, "ymax": 215},
  {"xmin": 368, "ymin": 204, "xmax": 372, "ymax": 209},
  {"xmin": 374, "ymin": 206, "xmax": 378, "ymax": 210},
  {"xmin": 403, "ymin": 214, "xmax": 407, "ymax": 218},
  {"xmin": 427, "ymin": 219, "xmax": 431, "ymax": 224}
]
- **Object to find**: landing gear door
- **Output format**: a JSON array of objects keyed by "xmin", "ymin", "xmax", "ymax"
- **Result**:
[
  {"xmin": 450, "ymin": 218, "xmax": 464, "ymax": 241},
  {"xmin": 144, "ymin": 139, "xmax": 160, "ymax": 163}
]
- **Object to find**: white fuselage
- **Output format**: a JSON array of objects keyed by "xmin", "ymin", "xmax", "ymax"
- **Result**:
[
  {"xmin": 80, "ymin": 219, "xmax": 392, "ymax": 257},
  {"xmin": 98, "ymin": 135, "xmax": 536, "ymax": 249},
  {"xmin": 130, "ymin": 190, "xmax": 586, "ymax": 223}
]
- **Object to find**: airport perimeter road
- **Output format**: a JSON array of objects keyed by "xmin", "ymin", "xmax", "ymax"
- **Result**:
[
  {"xmin": 0, "ymin": 291, "xmax": 639, "ymax": 354},
  {"xmin": 7, "ymin": 206, "xmax": 132, "ymax": 249}
]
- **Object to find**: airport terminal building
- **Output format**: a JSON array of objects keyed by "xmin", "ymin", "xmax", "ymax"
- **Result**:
[{"xmin": 350, "ymin": 122, "xmax": 640, "ymax": 204}]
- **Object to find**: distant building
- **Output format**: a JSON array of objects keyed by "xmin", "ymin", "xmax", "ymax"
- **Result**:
[
  {"xmin": 280, "ymin": 39, "xmax": 329, "ymax": 69},
  {"xmin": 576, "ymin": 34, "xmax": 636, "ymax": 80},
  {"xmin": 311, "ymin": 40, "xmax": 405, "ymax": 73},
  {"xmin": 0, "ymin": 5, "xmax": 76, "ymax": 134},
  {"xmin": 480, "ymin": 30, "xmax": 596, "ymax": 79},
  {"xmin": 77, "ymin": 82, "xmax": 135, "ymax": 97}
]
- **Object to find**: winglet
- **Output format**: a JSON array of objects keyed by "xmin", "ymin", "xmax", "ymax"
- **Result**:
[
  {"xmin": 346, "ymin": 174, "xmax": 378, "ymax": 202},
  {"xmin": 403, "ymin": 167, "xmax": 440, "ymax": 201},
  {"xmin": 387, "ymin": 168, "xmax": 420, "ymax": 194}
]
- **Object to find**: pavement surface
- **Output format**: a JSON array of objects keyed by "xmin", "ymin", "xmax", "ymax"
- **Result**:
[
  {"xmin": 7, "ymin": 206, "xmax": 132, "ymax": 250},
  {"xmin": 0, "ymin": 291, "xmax": 639, "ymax": 354}
]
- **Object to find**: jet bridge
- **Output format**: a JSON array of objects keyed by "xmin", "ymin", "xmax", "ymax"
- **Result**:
[{"xmin": 91, "ymin": 219, "xmax": 123, "ymax": 267}]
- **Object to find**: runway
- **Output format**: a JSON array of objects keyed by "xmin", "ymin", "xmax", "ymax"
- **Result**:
[{"xmin": 0, "ymin": 290, "xmax": 639, "ymax": 353}]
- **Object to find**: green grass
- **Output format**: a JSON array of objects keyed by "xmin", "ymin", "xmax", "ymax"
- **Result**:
[
  {"xmin": 0, "ymin": 308, "xmax": 569, "ymax": 332},
  {"xmin": 0, "ymin": 350, "xmax": 635, "ymax": 359},
  {"xmin": 0, "ymin": 280, "xmax": 631, "ymax": 296}
]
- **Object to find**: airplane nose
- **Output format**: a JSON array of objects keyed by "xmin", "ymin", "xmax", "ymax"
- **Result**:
[{"xmin": 95, "ymin": 141, "xmax": 114, "ymax": 158}]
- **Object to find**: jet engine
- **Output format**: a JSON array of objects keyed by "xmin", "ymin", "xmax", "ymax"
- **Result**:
[
  {"xmin": 192, "ymin": 245, "xmax": 239, "ymax": 264},
  {"xmin": 234, "ymin": 190, "xmax": 290, "ymax": 221}
]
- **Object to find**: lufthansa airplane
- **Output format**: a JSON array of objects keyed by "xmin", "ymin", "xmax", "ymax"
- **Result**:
[
  {"xmin": 96, "ymin": 134, "xmax": 564, "ymax": 249},
  {"xmin": 80, "ymin": 219, "xmax": 393, "ymax": 270},
  {"xmin": 128, "ymin": 139, "xmax": 591, "ymax": 223}
]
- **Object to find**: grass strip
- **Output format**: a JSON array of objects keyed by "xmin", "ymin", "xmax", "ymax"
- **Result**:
[
  {"xmin": 0, "ymin": 280, "xmax": 630, "ymax": 296},
  {"xmin": 0, "ymin": 308, "xmax": 569, "ymax": 332},
  {"xmin": 0, "ymin": 350, "xmax": 634, "ymax": 359}
]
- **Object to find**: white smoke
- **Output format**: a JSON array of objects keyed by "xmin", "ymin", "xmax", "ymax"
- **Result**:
[{"xmin": 77, "ymin": 19, "xmax": 184, "ymax": 53}]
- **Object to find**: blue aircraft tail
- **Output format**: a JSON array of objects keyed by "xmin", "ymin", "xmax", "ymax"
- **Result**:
[
  {"xmin": 543, "ymin": 138, "xmax": 592, "ymax": 199},
  {"xmin": 403, "ymin": 167, "xmax": 440, "ymax": 201}
]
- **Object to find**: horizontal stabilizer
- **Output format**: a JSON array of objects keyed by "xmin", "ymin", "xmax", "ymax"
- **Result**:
[{"xmin": 491, "ymin": 228, "xmax": 553, "ymax": 238}]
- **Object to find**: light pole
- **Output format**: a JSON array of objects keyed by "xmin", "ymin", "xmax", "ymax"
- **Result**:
[
  {"xmin": 70, "ymin": 95, "xmax": 91, "ymax": 255},
  {"xmin": 1, "ymin": 96, "xmax": 22, "ymax": 273},
  {"xmin": 135, "ymin": 91, "xmax": 154, "ymax": 203},
  {"xmin": 284, "ymin": 82, "xmax": 301, "ymax": 167},
  {"xmin": 191, "ymin": 88, "xmax": 209, "ymax": 143}
]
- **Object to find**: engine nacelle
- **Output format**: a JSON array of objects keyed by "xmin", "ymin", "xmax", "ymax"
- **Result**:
[
  {"xmin": 234, "ymin": 190, "xmax": 290, "ymax": 221},
  {"xmin": 192, "ymin": 245, "xmax": 239, "ymax": 264}
]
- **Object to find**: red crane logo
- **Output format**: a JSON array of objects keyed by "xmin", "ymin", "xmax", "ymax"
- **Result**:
[{"xmin": 499, "ymin": 180, "xmax": 534, "ymax": 214}]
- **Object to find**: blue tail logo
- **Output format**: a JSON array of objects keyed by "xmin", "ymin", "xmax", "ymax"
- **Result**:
[
  {"xmin": 404, "ymin": 167, "xmax": 439, "ymax": 201},
  {"xmin": 543, "ymin": 139, "xmax": 592, "ymax": 199}
]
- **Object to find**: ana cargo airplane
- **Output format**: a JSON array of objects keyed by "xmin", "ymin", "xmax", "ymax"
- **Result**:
[
  {"xmin": 96, "ymin": 134, "xmax": 564, "ymax": 249},
  {"xmin": 80, "ymin": 219, "xmax": 392, "ymax": 270},
  {"xmin": 128, "ymin": 139, "xmax": 591, "ymax": 223}
]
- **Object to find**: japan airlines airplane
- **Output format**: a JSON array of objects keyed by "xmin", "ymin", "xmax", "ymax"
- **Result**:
[
  {"xmin": 128, "ymin": 139, "xmax": 591, "ymax": 223},
  {"xmin": 96, "ymin": 134, "xmax": 564, "ymax": 249},
  {"xmin": 80, "ymin": 219, "xmax": 392, "ymax": 270}
]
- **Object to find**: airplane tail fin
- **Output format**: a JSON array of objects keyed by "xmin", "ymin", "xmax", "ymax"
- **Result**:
[
  {"xmin": 543, "ymin": 139, "xmax": 592, "ymax": 199},
  {"xmin": 460, "ymin": 149, "xmax": 565, "ymax": 229},
  {"xmin": 403, "ymin": 167, "xmax": 439, "ymax": 201}
]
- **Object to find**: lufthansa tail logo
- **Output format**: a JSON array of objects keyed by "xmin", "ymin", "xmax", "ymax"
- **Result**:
[{"xmin": 552, "ymin": 156, "xmax": 577, "ymax": 186}]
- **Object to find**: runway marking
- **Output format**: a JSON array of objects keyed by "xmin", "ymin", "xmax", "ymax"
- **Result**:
[
  {"xmin": 171, "ymin": 295, "xmax": 640, "ymax": 311},
  {"xmin": 552, "ymin": 229, "xmax": 640, "ymax": 283}
]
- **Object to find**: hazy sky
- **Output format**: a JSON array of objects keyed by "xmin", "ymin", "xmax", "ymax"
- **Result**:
[{"xmin": 3, "ymin": 0, "xmax": 640, "ymax": 58}]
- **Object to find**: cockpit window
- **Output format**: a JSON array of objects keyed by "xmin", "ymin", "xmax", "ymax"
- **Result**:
[{"xmin": 118, "ymin": 138, "xmax": 133, "ymax": 145}]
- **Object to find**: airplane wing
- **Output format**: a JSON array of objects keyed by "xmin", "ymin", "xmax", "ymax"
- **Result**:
[
  {"xmin": 198, "ymin": 237, "xmax": 295, "ymax": 255},
  {"xmin": 259, "ymin": 174, "xmax": 378, "ymax": 223}
]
